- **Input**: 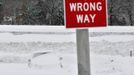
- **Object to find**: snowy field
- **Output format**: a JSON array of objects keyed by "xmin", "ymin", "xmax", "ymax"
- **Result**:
[{"xmin": 0, "ymin": 25, "xmax": 134, "ymax": 75}]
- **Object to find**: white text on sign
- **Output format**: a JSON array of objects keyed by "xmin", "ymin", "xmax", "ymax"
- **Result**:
[{"xmin": 69, "ymin": 2, "xmax": 103, "ymax": 24}]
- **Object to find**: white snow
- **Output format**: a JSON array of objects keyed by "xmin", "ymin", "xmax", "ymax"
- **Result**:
[
  {"xmin": 0, "ymin": 33, "xmax": 76, "ymax": 43},
  {"xmin": 91, "ymin": 35, "xmax": 134, "ymax": 42},
  {"xmin": 91, "ymin": 54, "xmax": 134, "ymax": 75},
  {"xmin": 0, "ymin": 53, "xmax": 78, "ymax": 75},
  {"xmin": 0, "ymin": 26, "xmax": 134, "ymax": 75},
  {"xmin": 1, "ymin": 25, "xmax": 134, "ymax": 32},
  {"xmin": 0, "ymin": 25, "xmax": 75, "ymax": 33}
]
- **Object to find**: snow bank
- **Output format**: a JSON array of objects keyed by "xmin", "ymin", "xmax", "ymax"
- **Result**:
[
  {"xmin": 89, "ymin": 26, "xmax": 134, "ymax": 32},
  {"xmin": 1, "ymin": 25, "xmax": 134, "ymax": 32},
  {"xmin": 91, "ymin": 35, "xmax": 134, "ymax": 42},
  {"xmin": 0, "ymin": 25, "xmax": 75, "ymax": 33},
  {"xmin": 0, "ymin": 33, "xmax": 76, "ymax": 42}
]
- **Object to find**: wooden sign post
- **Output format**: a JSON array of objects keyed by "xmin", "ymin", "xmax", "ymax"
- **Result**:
[{"xmin": 64, "ymin": 0, "xmax": 107, "ymax": 75}]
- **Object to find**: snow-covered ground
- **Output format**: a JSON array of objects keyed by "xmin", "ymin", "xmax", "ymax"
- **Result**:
[{"xmin": 0, "ymin": 26, "xmax": 134, "ymax": 75}]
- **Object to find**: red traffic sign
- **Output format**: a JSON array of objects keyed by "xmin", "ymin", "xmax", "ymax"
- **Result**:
[{"xmin": 65, "ymin": 0, "xmax": 107, "ymax": 28}]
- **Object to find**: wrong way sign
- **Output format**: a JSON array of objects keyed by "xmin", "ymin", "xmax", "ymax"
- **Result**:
[{"xmin": 65, "ymin": 0, "xmax": 107, "ymax": 28}]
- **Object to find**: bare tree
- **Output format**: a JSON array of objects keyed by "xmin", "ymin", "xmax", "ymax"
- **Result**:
[
  {"xmin": 0, "ymin": 0, "xmax": 3, "ymax": 23},
  {"xmin": 108, "ymin": 0, "xmax": 134, "ymax": 26},
  {"xmin": 128, "ymin": 0, "xmax": 133, "ymax": 26},
  {"xmin": 44, "ymin": 0, "xmax": 64, "ymax": 25},
  {"xmin": 108, "ymin": 0, "xmax": 118, "ymax": 25}
]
